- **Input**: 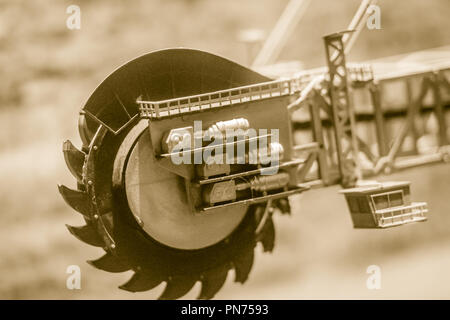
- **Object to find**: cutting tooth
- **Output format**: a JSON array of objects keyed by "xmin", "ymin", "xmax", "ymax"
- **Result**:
[
  {"xmin": 233, "ymin": 248, "xmax": 254, "ymax": 284},
  {"xmin": 119, "ymin": 270, "xmax": 162, "ymax": 292},
  {"xmin": 158, "ymin": 276, "xmax": 198, "ymax": 300},
  {"xmin": 66, "ymin": 224, "xmax": 103, "ymax": 247},
  {"xmin": 78, "ymin": 112, "xmax": 95, "ymax": 148},
  {"xmin": 87, "ymin": 252, "xmax": 131, "ymax": 272},
  {"xmin": 260, "ymin": 218, "xmax": 275, "ymax": 253},
  {"xmin": 275, "ymin": 198, "xmax": 291, "ymax": 215},
  {"xmin": 197, "ymin": 267, "xmax": 229, "ymax": 300},
  {"xmin": 58, "ymin": 185, "xmax": 90, "ymax": 218},
  {"xmin": 63, "ymin": 140, "xmax": 85, "ymax": 182}
]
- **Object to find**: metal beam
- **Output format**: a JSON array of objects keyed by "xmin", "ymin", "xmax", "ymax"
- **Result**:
[
  {"xmin": 343, "ymin": 0, "xmax": 378, "ymax": 56},
  {"xmin": 252, "ymin": 0, "xmax": 311, "ymax": 67},
  {"xmin": 287, "ymin": 0, "xmax": 378, "ymax": 113}
]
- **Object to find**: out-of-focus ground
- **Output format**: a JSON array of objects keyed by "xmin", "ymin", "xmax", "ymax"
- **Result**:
[{"xmin": 0, "ymin": 0, "xmax": 449, "ymax": 299}]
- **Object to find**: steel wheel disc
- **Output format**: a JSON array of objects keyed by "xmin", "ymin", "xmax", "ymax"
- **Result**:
[{"xmin": 125, "ymin": 127, "xmax": 248, "ymax": 250}]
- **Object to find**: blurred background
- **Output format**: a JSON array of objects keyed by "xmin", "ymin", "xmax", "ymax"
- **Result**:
[{"xmin": 0, "ymin": 0, "xmax": 449, "ymax": 299}]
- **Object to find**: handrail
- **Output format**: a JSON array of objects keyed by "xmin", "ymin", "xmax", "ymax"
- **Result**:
[
  {"xmin": 138, "ymin": 77, "xmax": 310, "ymax": 119},
  {"xmin": 374, "ymin": 202, "xmax": 427, "ymax": 215},
  {"xmin": 137, "ymin": 63, "xmax": 375, "ymax": 120}
]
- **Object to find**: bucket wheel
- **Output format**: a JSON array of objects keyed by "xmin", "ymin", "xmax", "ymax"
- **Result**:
[{"xmin": 59, "ymin": 48, "xmax": 291, "ymax": 299}]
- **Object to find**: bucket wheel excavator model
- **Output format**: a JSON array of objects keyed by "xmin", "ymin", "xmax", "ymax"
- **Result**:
[
  {"xmin": 59, "ymin": 0, "xmax": 449, "ymax": 299},
  {"xmin": 60, "ymin": 49, "xmax": 297, "ymax": 299}
]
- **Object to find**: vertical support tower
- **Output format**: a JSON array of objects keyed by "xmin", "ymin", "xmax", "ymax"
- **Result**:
[{"xmin": 324, "ymin": 31, "xmax": 361, "ymax": 187}]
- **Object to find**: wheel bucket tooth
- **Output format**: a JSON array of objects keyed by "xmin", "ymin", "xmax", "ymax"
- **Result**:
[
  {"xmin": 260, "ymin": 217, "xmax": 275, "ymax": 253},
  {"xmin": 158, "ymin": 276, "xmax": 198, "ymax": 300},
  {"xmin": 58, "ymin": 185, "xmax": 90, "ymax": 218},
  {"xmin": 233, "ymin": 248, "xmax": 255, "ymax": 284},
  {"xmin": 78, "ymin": 112, "xmax": 95, "ymax": 149},
  {"xmin": 87, "ymin": 252, "xmax": 130, "ymax": 273},
  {"xmin": 66, "ymin": 224, "xmax": 103, "ymax": 247},
  {"xmin": 119, "ymin": 270, "xmax": 162, "ymax": 292},
  {"xmin": 63, "ymin": 140, "xmax": 85, "ymax": 182},
  {"xmin": 275, "ymin": 198, "xmax": 291, "ymax": 215},
  {"xmin": 197, "ymin": 267, "xmax": 229, "ymax": 300}
]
